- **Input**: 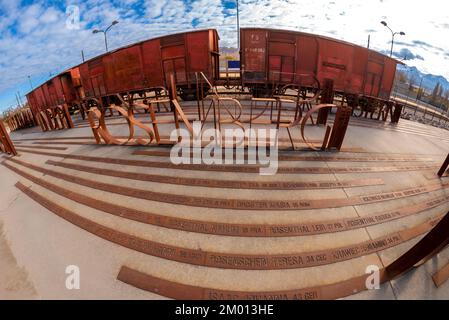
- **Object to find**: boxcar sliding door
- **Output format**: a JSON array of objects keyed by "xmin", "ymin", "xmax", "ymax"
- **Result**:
[
  {"xmin": 160, "ymin": 33, "xmax": 187, "ymax": 86},
  {"xmin": 363, "ymin": 51, "xmax": 385, "ymax": 97},
  {"xmin": 268, "ymin": 31, "xmax": 296, "ymax": 84}
]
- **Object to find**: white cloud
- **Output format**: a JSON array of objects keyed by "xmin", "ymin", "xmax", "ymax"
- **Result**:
[
  {"xmin": 1, "ymin": 0, "xmax": 449, "ymax": 111},
  {"xmin": 40, "ymin": 7, "xmax": 60, "ymax": 24},
  {"xmin": 18, "ymin": 4, "xmax": 43, "ymax": 33},
  {"xmin": 146, "ymin": 0, "xmax": 168, "ymax": 19}
]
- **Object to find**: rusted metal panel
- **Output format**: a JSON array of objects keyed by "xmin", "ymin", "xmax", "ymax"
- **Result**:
[
  {"xmin": 45, "ymin": 82, "xmax": 57, "ymax": 106},
  {"xmin": 296, "ymin": 35, "xmax": 318, "ymax": 77},
  {"xmin": 40, "ymin": 84, "xmax": 51, "ymax": 107},
  {"xmin": 87, "ymin": 57, "xmax": 107, "ymax": 97},
  {"xmin": 241, "ymin": 29, "xmax": 267, "ymax": 82},
  {"xmin": 26, "ymin": 92, "xmax": 39, "ymax": 116},
  {"xmin": 438, "ymin": 154, "xmax": 449, "ymax": 177},
  {"xmin": 209, "ymin": 29, "xmax": 220, "ymax": 80},
  {"xmin": 161, "ymin": 35, "xmax": 187, "ymax": 86},
  {"xmin": 0, "ymin": 120, "xmax": 17, "ymax": 156},
  {"xmin": 26, "ymin": 68, "xmax": 81, "ymax": 113},
  {"xmin": 78, "ymin": 62, "xmax": 92, "ymax": 98},
  {"xmin": 34, "ymin": 87, "xmax": 46, "ymax": 110},
  {"xmin": 75, "ymin": 30, "xmax": 218, "ymax": 98},
  {"xmin": 25, "ymin": 71, "xmax": 77, "ymax": 131},
  {"xmin": 240, "ymin": 28, "xmax": 399, "ymax": 99},
  {"xmin": 363, "ymin": 51, "xmax": 384, "ymax": 97},
  {"xmin": 60, "ymin": 74, "xmax": 74, "ymax": 102},
  {"xmin": 316, "ymin": 39, "xmax": 354, "ymax": 92},
  {"xmin": 141, "ymin": 39, "xmax": 164, "ymax": 87},
  {"xmin": 317, "ymin": 79, "xmax": 334, "ymax": 125},
  {"xmin": 101, "ymin": 54, "xmax": 117, "ymax": 94},
  {"xmin": 380, "ymin": 57, "xmax": 397, "ymax": 99},
  {"xmin": 47, "ymin": 77, "xmax": 65, "ymax": 106},
  {"xmin": 114, "ymin": 46, "xmax": 144, "ymax": 92},
  {"xmin": 349, "ymin": 47, "xmax": 369, "ymax": 94},
  {"xmin": 70, "ymin": 68, "xmax": 81, "ymax": 87},
  {"xmin": 186, "ymin": 31, "xmax": 212, "ymax": 76},
  {"xmin": 268, "ymin": 30, "xmax": 296, "ymax": 83}
]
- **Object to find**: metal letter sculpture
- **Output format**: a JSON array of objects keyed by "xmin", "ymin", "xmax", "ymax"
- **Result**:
[
  {"xmin": 438, "ymin": 153, "xmax": 449, "ymax": 177},
  {"xmin": 87, "ymin": 97, "xmax": 156, "ymax": 146},
  {"xmin": 0, "ymin": 120, "xmax": 17, "ymax": 156}
]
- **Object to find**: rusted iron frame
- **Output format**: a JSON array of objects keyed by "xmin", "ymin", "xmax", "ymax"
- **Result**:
[
  {"xmin": 321, "ymin": 125, "xmax": 332, "ymax": 151},
  {"xmin": 316, "ymin": 79, "xmax": 334, "ymax": 125},
  {"xmin": 273, "ymin": 98, "xmax": 301, "ymax": 150},
  {"xmin": 146, "ymin": 101, "xmax": 161, "ymax": 143},
  {"xmin": 327, "ymin": 105, "xmax": 352, "ymax": 151},
  {"xmin": 196, "ymin": 72, "xmax": 336, "ymax": 151},
  {"xmin": 4, "ymin": 108, "xmax": 37, "ymax": 132},
  {"xmin": 249, "ymin": 98, "xmax": 276, "ymax": 126},
  {"xmin": 391, "ymin": 102, "xmax": 403, "ymax": 123},
  {"xmin": 54, "ymin": 106, "xmax": 68, "ymax": 129},
  {"xmin": 275, "ymin": 75, "xmax": 321, "ymax": 124},
  {"xmin": 300, "ymin": 103, "xmax": 348, "ymax": 151},
  {"xmin": 40, "ymin": 111, "xmax": 50, "ymax": 131},
  {"xmin": 195, "ymin": 72, "xmax": 213, "ymax": 127},
  {"xmin": 34, "ymin": 104, "xmax": 74, "ymax": 132},
  {"xmin": 0, "ymin": 120, "xmax": 18, "ymax": 156},
  {"xmin": 385, "ymin": 209, "xmax": 449, "ymax": 280},
  {"xmin": 195, "ymin": 73, "xmax": 203, "ymax": 122},
  {"xmin": 84, "ymin": 85, "xmax": 173, "ymax": 146},
  {"xmin": 169, "ymin": 73, "xmax": 182, "ymax": 143},
  {"xmin": 43, "ymin": 109, "xmax": 55, "ymax": 130},
  {"xmin": 438, "ymin": 153, "xmax": 449, "ymax": 177},
  {"xmin": 196, "ymin": 72, "xmax": 244, "ymax": 144},
  {"xmin": 342, "ymin": 92, "xmax": 402, "ymax": 124}
]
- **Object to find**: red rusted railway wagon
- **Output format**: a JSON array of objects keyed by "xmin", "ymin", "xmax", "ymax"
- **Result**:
[
  {"xmin": 240, "ymin": 28, "xmax": 400, "ymax": 99},
  {"xmin": 26, "ymin": 29, "xmax": 219, "ymax": 116},
  {"xmin": 79, "ymin": 29, "xmax": 219, "ymax": 102},
  {"xmin": 26, "ymin": 86, "xmax": 46, "ymax": 116},
  {"xmin": 26, "ymin": 68, "xmax": 82, "ymax": 114}
]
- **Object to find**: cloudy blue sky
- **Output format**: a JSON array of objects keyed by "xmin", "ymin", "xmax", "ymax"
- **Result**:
[{"xmin": 1, "ymin": 0, "xmax": 449, "ymax": 112}]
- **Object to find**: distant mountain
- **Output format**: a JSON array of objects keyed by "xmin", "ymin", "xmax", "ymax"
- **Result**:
[
  {"xmin": 397, "ymin": 65, "xmax": 449, "ymax": 92},
  {"xmin": 220, "ymin": 47, "xmax": 239, "ymax": 58}
]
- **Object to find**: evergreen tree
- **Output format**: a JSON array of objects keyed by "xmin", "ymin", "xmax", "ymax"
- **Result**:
[
  {"xmin": 431, "ymin": 83, "xmax": 441, "ymax": 103},
  {"xmin": 408, "ymin": 75, "xmax": 416, "ymax": 91}
]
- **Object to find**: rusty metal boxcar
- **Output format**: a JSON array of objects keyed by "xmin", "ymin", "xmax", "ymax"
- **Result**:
[
  {"xmin": 27, "ymin": 29, "xmax": 218, "ymax": 116},
  {"xmin": 240, "ymin": 28, "xmax": 399, "ymax": 99},
  {"xmin": 27, "ymin": 69, "xmax": 81, "ymax": 114},
  {"xmin": 79, "ymin": 29, "xmax": 219, "ymax": 101}
]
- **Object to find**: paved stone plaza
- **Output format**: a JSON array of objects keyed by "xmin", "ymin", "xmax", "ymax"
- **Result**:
[{"xmin": 1, "ymin": 106, "xmax": 449, "ymax": 300}]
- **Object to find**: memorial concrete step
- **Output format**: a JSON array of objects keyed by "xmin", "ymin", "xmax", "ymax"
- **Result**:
[{"xmin": 3, "ymin": 111, "xmax": 449, "ymax": 299}]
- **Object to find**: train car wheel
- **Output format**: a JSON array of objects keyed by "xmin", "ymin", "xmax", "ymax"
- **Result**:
[
  {"xmin": 250, "ymin": 86, "xmax": 273, "ymax": 98},
  {"xmin": 179, "ymin": 87, "xmax": 209, "ymax": 101}
]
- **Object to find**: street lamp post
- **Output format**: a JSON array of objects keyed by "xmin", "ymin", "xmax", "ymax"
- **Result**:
[
  {"xmin": 380, "ymin": 21, "xmax": 405, "ymax": 57},
  {"xmin": 93, "ymin": 20, "xmax": 119, "ymax": 52},
  {"xmin": 236, "ymin": 0, "xmax": 240, "ymax": 49},
  {"xmin": 416, "ymin": 77, "xmax": 423, "ymax": 102},
  {"xmin": 27, "ymin": 75, "xmax": 33, "ymax": 91}
]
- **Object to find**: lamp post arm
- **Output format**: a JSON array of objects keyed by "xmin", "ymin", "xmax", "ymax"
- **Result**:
[
  {"xmin": 104, "ymin": 32, "xmax": 108, "ymax": 52},
  {"xmin": 390, "ymin": 33, "xmax": 395, "ymax": 57},
  {"xmin": 386, "ymin": 24, "xmax": 394, "ymax": 36},
  {"xmin": 105, "ymin": 24, "xmax": 114, "ymax": 33}
]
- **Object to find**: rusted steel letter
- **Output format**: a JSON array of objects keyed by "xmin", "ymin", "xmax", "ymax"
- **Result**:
[{"xmin": 317, "ymin": 79, "xmax": 334, "ymax": 125}]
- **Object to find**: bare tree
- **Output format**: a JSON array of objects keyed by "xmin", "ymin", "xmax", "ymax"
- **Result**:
[
  {"xmin": 431, "ymin": 83, "xmax": 441, "ymax": 104},
  {"xmin": 395, "ymin": 70, "xmax": 407, "ymax": 84},
  {"xmin": 444, "ymin": 89, "xmax": 449, "ymax": 108}
]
